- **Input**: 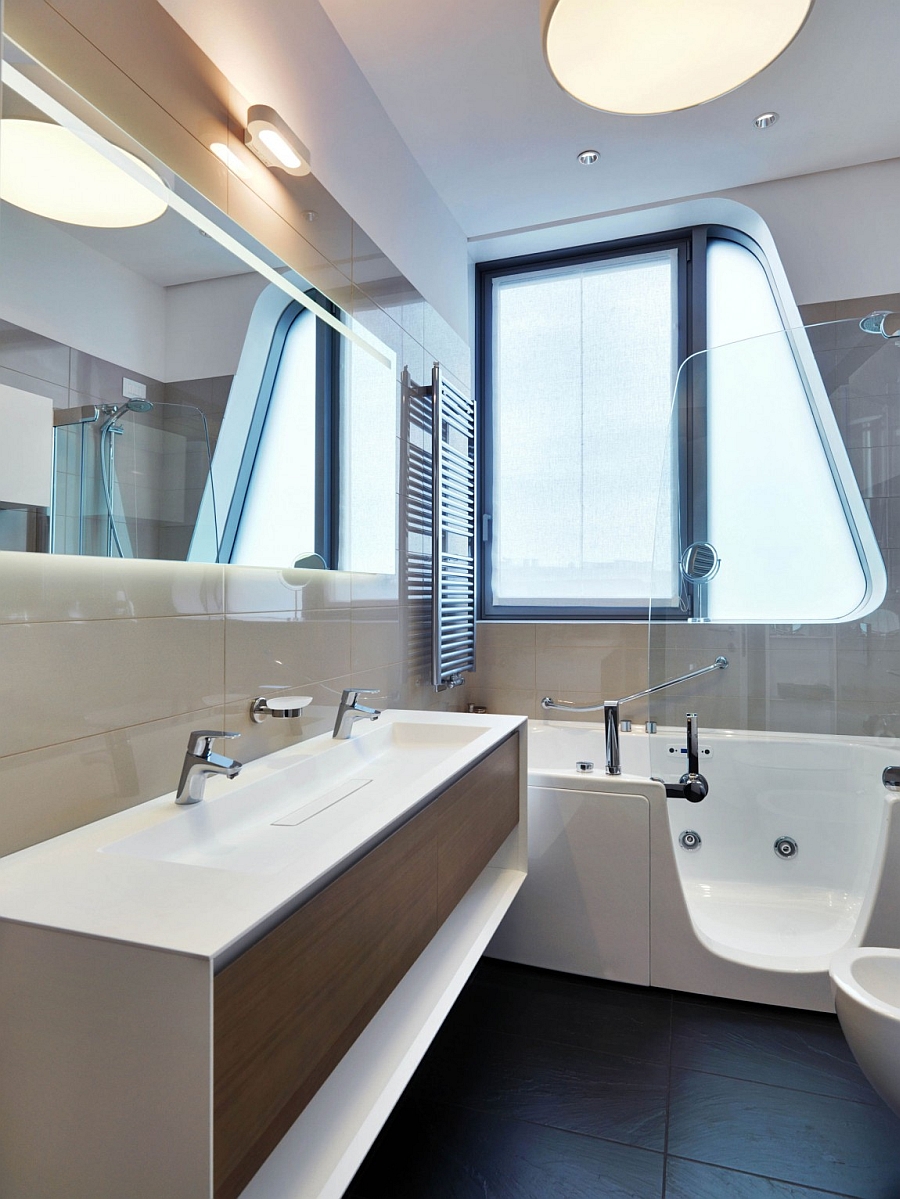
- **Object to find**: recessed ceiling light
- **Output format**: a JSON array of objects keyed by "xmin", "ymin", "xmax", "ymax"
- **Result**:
[
  {"xmin": 754, "ymin": 112, "xmax": 780, "ymax": 129},
  {"xmin": 543, "ymin": 0, "xmax": 814, "ymax": 115},
  {"xmin": 244, "ymin": 105, "xmax": 311, "ymax": 176},
  {"xmin": 577, "ymin": 149, "xmax": 600, "ymax": 165},
  {"xmin": 0, "ymin": 119, "xmax": 167, "ymax": 227}
]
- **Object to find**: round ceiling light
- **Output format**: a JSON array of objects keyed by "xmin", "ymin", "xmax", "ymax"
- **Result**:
[
  {"xmin": 543, "ymin": 0, "xmax": 814, "ymax": 115},
  {"xmin": 0, "ymin": 120, "xmax": 167, "ymax": 227}
]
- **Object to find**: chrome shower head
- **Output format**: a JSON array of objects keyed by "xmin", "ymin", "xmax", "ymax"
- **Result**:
[
  {"xmin": 860, "ymin": 311, "xmax": 900, "ymax": 339},
  {"xmin": 98, "ymin": 398, "xmax": 154, "ymax": 435}
]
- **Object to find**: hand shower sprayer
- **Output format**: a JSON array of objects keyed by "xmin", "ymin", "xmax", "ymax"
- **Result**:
[
  {"xmin": 860, "ymin": 311, "xmax": 900, "ymax": 340},
  {"xmin": 98, "ymin": 399, "xmax": 155, "ymax": 557}
]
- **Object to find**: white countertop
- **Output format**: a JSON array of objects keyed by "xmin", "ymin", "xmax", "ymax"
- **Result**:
[{"xmin": 0, "ymin": 710, "xmax": 524, "ymax": 961}]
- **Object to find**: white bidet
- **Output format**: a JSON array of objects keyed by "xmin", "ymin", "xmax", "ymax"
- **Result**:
[{"xmin": 830, "ymin": 947, "xmax": 900, "ymax": 1117}]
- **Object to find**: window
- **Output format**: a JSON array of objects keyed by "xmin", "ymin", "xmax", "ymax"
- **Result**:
[
  {"xmin": 190, "ymin": 284, "xmax": 398, "ymax": 575},
  {"xmin": 478, "ymin": 227, "xmax": 885, "ymax": 623},
  {"xmin": 479, "ymin": 232, "xmax": 690, "ymax": 619},
  {"xmin": 229, "ymin": 306, "xmax": 321, "ymax": 567}
]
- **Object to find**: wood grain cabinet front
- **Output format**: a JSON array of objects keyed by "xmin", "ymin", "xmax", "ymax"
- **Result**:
[{"xmin": 213, "ymin": 731, "xmax": 520, "ymax": 1199}]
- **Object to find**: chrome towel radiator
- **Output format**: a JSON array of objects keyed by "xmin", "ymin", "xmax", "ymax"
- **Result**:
[{"xmin": 430, "ymin": 364, "xmax": 476, "ymax": 691}]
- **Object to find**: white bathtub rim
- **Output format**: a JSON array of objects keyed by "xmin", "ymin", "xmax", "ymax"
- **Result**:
[
  {"xmin": 528, "ymin": 717, "xmax": 898, "ymax": 981},
  {"xmin": 530, "ymin": 717, "xmax": 900, "ymax": 753}
]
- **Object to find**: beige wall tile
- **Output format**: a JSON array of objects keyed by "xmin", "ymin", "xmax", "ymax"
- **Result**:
[
  {"xmin": 0, "ymin": 553, "xmax": 225, "ymax": 623},
  {"xmin": 224, "ymin": 609, "xmax": 352, "ymax": 699},
  {"xmin": 0, "ymin": 364, "xmax": 68, "ymax": 408},
  {"xmin": 0, "ymin": 322, "xmax": 70, "ymax": 387},
  {"xmin": 0, "ymin": 704, "xmax": 224, "ymax": 857},
  {"xmin": 0, "ymin": 615, "xmax": 225, "ymax": 756},
  {"xmin": 535, "ymin": 621, "xmax": 647, "ymax": 650},
  {"xmin": 348, "ymin": 289, "xmax": 404, "ymax": 376},
  {"xmin": 535, "ymin": 643, "xmax": 646, "ymax": 698},
  {"xmin": 351, "ymin": 606, "xmax": 403, "ymax": 674},
  {"xmin": 401, "ymin": 331, "xmax": 427, "ymax": 388},
  {"xmin": 475, "ymin": 622, "xmax": 536, "ymax": 690},
  {"xmin": 351, "ymin": 568, "xmax": 400, "ymax": 606},
  {"xmin": 835, "ymin": 293, "xmax": 900, "ymax": 321},
  {"xmin": 467, "ymin": 688, "xmax": 536, "ymax": 720},
  {"xmin": 223, "ymin": 563, "xmax": 352, "ymax": 615}
]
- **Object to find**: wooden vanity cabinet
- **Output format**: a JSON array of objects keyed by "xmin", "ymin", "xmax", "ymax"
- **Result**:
[{"xmin": 213, "ymin": 732, "xmax": 520, "ymax": 1199}]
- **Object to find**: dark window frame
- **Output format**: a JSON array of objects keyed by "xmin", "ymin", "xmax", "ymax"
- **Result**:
[
  {"xmin": 218, "ymin": 290, "xmax": 341, "ymax": 567},
  {"xmin": 476, "ymin": 227, "xmax": 715, "ymax": 622}
]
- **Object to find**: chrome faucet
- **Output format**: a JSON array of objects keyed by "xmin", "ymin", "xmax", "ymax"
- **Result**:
[
  {"xmin": 175, "ymin": 730, "xmax": 242, "ymax": 805},
  {"xmin": 333, "ymin": 688, "xmax": 381, "ymax": 739},
  {"xmin": 542, "ymin": 656, "xmax": 727, "ymax": 776},
  {"xmin": 652, "ymin": 713, "xmax": 709, "ymax": 803}
]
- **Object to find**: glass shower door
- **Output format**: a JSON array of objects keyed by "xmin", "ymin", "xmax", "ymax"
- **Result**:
[
  {"xmin": 646, "ymin": 317, "xmax": 890, "ymax": 739},
  {"xmin": 51, "ymin": 400, "xmax": 217, "ymax": 561}
]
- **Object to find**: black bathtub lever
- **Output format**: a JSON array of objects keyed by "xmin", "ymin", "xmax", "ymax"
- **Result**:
[{"xmin": 651, "ymin": 713, "xmax": 709, "ymax": 803}]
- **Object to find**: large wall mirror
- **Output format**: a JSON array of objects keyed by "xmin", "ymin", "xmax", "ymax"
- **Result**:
[{"xmin": 0, "ymin": 39, "xmax": 398, "ymax": 574}]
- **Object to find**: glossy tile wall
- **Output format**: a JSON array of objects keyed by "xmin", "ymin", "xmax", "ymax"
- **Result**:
[
  {"xmin": 472, "ymin": 293, "xmax": 900, "ymax": 738},
  {"xmin": 0, "ymin": 0, "xmax": 471, "ymax": 858}
]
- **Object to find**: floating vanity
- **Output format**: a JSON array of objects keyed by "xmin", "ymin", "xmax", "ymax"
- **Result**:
[{"xmin": 0, "ymin": 710, "xmax": 526, "ymax": 1199}]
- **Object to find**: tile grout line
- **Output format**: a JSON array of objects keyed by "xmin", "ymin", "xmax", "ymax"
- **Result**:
[
  {"xmin": 661, "ymin": 991, "xmax": 674, "ymax": 1197},
  {"xmin": 665, "ymin": 1152, "xmax": 863, "ymax": 1199},
  {"xmin": 669, "ymin": 1061, "xmax": 883, "ymax": 1109}
]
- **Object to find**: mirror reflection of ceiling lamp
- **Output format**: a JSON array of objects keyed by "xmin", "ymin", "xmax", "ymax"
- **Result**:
[
  {"xmin": 244, "ymin": 105, "xmax": 311, "ymax": 176},
  {"xmin": 542, "ymin": 0, "xmax": 814, "ymax": 115},
  {"xmin": 0, "ymin": 119, "xmax": 167, "ymax": 227}
]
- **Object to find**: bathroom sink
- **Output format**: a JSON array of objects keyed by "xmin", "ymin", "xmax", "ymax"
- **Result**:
[{"xmin": 101, "ymin": 718, "xmax": 490, "ymax": 876}]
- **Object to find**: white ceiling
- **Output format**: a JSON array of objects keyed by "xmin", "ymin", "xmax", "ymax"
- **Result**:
[
  {"xmin": 51, "ymin": 207, "xmax": 255, "ymax": 289},
  {"xmin": 317, "ymin": 0, "xmax": 900, "ymax": 240}
]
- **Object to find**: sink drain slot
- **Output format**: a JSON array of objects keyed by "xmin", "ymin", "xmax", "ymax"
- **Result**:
[
  {"xmin": 774, "ymin": 836, "xmax": 798, "ymax": 859},
  {"xmin": 679, "ymin": 829, "xmax": 701, "ymax": 851},
  {"xmin": 273, "ymin": 778, "xmax": 371, "ymax": 827}
]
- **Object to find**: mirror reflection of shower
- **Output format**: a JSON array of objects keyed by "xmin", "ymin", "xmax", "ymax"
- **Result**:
[
  {"xmin": 51, "ymin": 398, "xmax": 215, "ymax": 561},
  {"xmin": 99, "ymin": 399, "xmax": 154, "ymax": 557}
]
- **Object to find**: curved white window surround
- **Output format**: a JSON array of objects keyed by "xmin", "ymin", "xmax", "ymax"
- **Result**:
[
  {"xmin": 695, "ymin": 238, "xmax": 885, "ymax": 623},
  {"xmin": 230, "ymin": 308, "xmax": 318, "ymax": 568},
  {"xmin": 480, "ymin": 212, "xmax": 886, "ymax": 624},
  {"xmin": 189, "ymin": 283, "xmax": 398, "ymax": 573}
]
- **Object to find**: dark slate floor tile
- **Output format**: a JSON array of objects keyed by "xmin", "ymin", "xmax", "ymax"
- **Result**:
[
  {"xmin": 665, "ymin": 1157, "xmax": 853, "ymax": 1199},
  {"xmin": 409, "ymin": 1022, "xmax": 669, "ymax": 1151},
  {"xmin": 668, "ymin": 1067, "xmax": 900, "ymax": 1198},
  {"xmin": 673, "ymin": 989, "xmax": 842, "ymax": 1030},
  {"xmin": 444, "ymin": 959, "xmax": 672, "ymax": 1065},
  {"xmin": 350, "ymin": 1098, "xmax": 665, "ymax": 1199},
  {"xmin": 671, "ymin": 998, "xmax": 879, "ymax": 1104}
]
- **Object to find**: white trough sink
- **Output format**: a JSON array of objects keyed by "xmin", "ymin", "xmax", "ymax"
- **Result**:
[{"xmin": 101, "ymin": 719, "xmax": 490, "ymax": 876}]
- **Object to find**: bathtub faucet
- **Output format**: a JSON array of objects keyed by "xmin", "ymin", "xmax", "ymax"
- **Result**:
[
  {"xmin": 651, "ymin": 713, "xmax": 709, "ymax": 803},
  {"xmin": 542, "ymin": 656, "xmax": 728, "ymax": 776}
]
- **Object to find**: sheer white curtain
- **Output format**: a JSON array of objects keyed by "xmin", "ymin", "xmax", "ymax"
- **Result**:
[{"xmin": 491, "ymin": 249, "xmax": 679, "ymax": 609}]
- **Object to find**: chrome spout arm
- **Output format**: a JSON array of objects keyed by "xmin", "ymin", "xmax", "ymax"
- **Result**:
[
  {"xmin": 541, "ymin": 656, "xmax": 728, "ymax": 715},
  {"xmin": 333, "ymin": 688, "xmax": 381, "ymax": 739},
  {"xmin": 176, "ymin": 730, "xmax": 242, "ymax": 805}
]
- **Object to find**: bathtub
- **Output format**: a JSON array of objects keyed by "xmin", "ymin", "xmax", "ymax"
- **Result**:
[{"xmin": 487, "ymin": 719, "xmax": 900, "ymax": 1011}]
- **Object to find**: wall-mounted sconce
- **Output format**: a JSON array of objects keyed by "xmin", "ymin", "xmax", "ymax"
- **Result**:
[
  {"xmin": 250, "ymin": 694, "xmax": 313, "ymax": 723},
  {"xmin": 209, "ymin": 140, "xmax": 251, "ymax": 179},
  {"xmin": 244, "ymin": 105, "xmax": 311, "ymax": 176}
]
